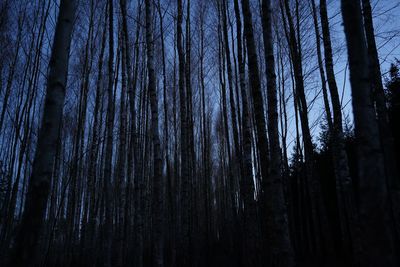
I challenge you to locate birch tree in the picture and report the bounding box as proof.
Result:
[9,0,77,265]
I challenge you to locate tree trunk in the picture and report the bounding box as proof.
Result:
[176,0,190,265]
[9,0,76,265]
[240,0,270,200]
[310,0,332,129]
[261,0,294,265]
[144,0,164,266]
[240,0,273,265]
[103,0,115,264]
[361,0,400,242]
[319,0,356,260]
[341,0,396,265]
[281,0,331,258]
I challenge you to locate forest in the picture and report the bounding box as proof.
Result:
[0,0,399,266]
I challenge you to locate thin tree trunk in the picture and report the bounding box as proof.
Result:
[222,0,241,187]
[0,13,24,133]
[310,0,332,129]
[319,0,356,260]
[177,0,190,265]
[281,0,329,258]
[145,0,164,266]
[103,0,115,264]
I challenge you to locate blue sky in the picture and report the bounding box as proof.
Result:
[282,0,400,153]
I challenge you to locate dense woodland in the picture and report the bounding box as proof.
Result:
[0,0,399,266]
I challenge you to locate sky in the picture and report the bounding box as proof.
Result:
[1,0,399,162]
[281,0,400,153]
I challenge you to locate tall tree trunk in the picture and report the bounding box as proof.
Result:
[341,0,397,266]
[240,0,275,264]
[221,0,241,187]
[86,7,107,259]
[184,2,198,260]
[103,0,115,264]
[310,0,332,129]
[240,0,269,201]
[144,0,164,266]
[9,0,76,265]
[157,0,170,238]
[199,4,210,264]
[0,13,24,133]
[261,0,294,265]
[361,0,400,241]
[115,25,128,264]
[177,0,190,265]
[217,16,236,258]
[319,0,356,260]
[281,0,329,258]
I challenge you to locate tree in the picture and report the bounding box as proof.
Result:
[385,62,400,168]
[341,0,397,265]
[0,0,397,266]
[9,0,77,265]
[241,0,270,195]
[176,0,190,265]
[281,0,328,258]
[260,0,294,265]
[361,0,400,238]
[144,0,164,266]
[319,0,355,258]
